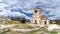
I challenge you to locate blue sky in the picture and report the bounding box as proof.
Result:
[0,0,60,20]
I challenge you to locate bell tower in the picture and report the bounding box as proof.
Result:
[33,8,41,25]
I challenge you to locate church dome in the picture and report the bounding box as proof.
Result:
[41,15,48,20]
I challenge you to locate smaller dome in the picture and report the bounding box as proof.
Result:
[41,15,48,20]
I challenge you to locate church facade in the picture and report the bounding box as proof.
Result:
[33,8,49,25]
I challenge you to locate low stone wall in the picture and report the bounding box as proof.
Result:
[11,28,40,33]
[0,28,10,34]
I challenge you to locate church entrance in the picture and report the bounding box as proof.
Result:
[44,21,47,24]
[44,21,48,28]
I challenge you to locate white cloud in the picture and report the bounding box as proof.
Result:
[0,0,60,20]
[0,0,30,19]
[43,7,60,20]
[0,9,23,17]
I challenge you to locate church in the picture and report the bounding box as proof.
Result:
[32,8,49,25]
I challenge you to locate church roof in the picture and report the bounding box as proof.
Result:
[41,15,48,20]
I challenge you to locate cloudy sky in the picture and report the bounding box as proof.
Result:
[0,0,60,20]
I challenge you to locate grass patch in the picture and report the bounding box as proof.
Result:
[4,31,20,34]
[13,24,33,29]
[45,30,57,34]
[30,30,57,34]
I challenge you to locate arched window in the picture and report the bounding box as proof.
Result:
[35,20,37,24]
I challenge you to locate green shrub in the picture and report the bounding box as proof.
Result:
[3,21,16,25]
